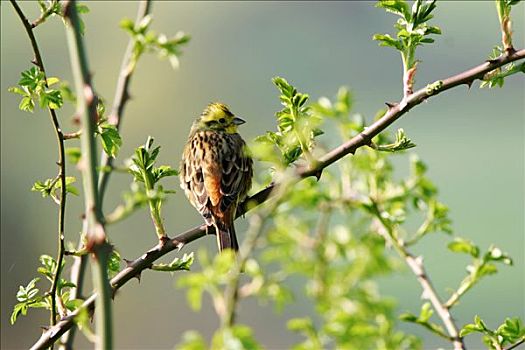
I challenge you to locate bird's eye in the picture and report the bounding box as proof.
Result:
[219,118,226,123]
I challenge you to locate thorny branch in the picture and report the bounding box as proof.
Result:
[9,0,68,332]
[61,1,152,348]
[62,1,112,349]
[30,48,525,350]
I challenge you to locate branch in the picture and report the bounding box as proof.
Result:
[61,2,152,348]
[370,202,465,350]
[9,0,68,332]
[98,0,153,200]
[30,48,525,350]
[62,1,112,349]
[504,337,525,350]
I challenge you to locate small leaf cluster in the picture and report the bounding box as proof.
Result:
[373,0,441,78]
[32,176,79,203]
[128,137,178,187]
[36,0,62,21]
[399,303,449,340]
[177,250,236,311]
[151,252,194,272]
[11,278,46,325]
[177,249,281,349]
[128,137,178,237]
[460,316,525,350]
[481,47,525,88]
[380,154,452,243]
[373,128,416,152]
[260,181,419,349]
[11,255,78,324]
[254,77,322,166]
[88,98,124,158]
[33,1,89,33]
[446,239,513,307]
[120,15,190,72]
[9,67,63,112]
[98,123,122,158]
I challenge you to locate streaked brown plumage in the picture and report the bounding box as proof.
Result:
[180,103,253,251]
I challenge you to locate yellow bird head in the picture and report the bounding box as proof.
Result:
[194,102,246,134]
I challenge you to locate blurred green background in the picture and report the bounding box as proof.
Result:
[1,1,523,349]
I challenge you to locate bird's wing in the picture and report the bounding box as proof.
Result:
[219,135,253,212]
[181,133,217,216]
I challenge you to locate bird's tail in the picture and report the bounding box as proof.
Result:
[215,222,239,252]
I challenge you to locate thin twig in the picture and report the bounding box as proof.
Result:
[62,1,113,349]
[30,47,525,350]
[504,337,525,350]
[9,0,68,333]
[98,0,153,199]
[370,201,465,350]
[63,130,81,139]
[31,0,58,28]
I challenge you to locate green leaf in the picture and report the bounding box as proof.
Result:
[16,278,40,302]
[19,96,35,112]
[288,317,315,332]
[107,250,121,278]
[99,124,122,158]
[152,165,179,183]
[376,0,411,19]
[66,147,81,164]
[498,318,525,342]
[373,33,403,50]
[46,77,60,86]
[19,67,44,89]
[64,298,84,312]
[119,18,135,33]
[477,263,498,277]
[10,303,26,324]
[460,323,480,337]
[8,86,27,96]
[32,178,54,198]
[76,3,90,14]
[419,302,433,322]
[399,312,418,322]
[475,315,489,331]
[373,128,416,152]
[56,176,79,196]
[151,252,194,272]
[447,238,479,258]
[74,303,97,343]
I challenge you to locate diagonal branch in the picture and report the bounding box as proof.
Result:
[30,48,525,350]
[9,0,68,332]
[370,201,464,350]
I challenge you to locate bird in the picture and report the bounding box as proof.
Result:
[180,103,253,252]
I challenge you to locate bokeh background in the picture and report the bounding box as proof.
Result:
[1,1,523,349]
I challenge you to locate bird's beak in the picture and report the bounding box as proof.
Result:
[233,117,246,125]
